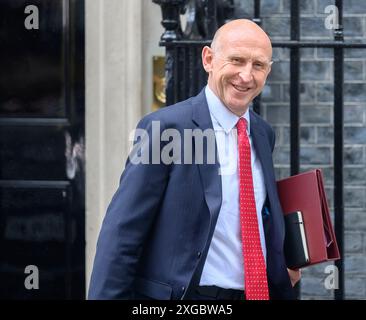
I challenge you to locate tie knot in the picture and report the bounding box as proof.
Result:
[237,118,248,134]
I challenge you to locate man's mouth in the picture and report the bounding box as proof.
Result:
[232,84,251,92]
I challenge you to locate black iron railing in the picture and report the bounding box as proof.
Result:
[152,0,363,300]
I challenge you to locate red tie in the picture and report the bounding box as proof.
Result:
[237,118,269,300]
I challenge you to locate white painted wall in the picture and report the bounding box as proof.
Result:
[142,0,165,115]
[85,0,164,296]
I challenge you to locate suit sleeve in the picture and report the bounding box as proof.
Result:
[88,117,170,299]
[269,125,276,153]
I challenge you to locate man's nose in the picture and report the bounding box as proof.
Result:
[238,64,253,82]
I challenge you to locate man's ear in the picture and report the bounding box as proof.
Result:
[267,60,273,76]
[202,46,213,72]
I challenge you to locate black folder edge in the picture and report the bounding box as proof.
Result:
[284,211,310,269]
[282,169,340,268]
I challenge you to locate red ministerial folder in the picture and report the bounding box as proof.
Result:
[277,169,340,268]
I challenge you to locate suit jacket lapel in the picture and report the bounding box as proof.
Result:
[191,90,222,224]
[249,112,277,243]
[250,111,286,254]
[183,89,223,295]
[250,111,276,201]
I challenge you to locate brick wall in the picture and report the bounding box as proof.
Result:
[234,0,366,299]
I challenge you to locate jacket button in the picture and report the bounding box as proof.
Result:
[197,251,202,258]
[181,286,186,292]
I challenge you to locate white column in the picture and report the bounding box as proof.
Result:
[85,0,142,294]
[141,0,165,114]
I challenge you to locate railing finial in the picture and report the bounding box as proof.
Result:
[153,0,187,41]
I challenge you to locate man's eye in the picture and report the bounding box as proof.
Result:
[231,58,241,63]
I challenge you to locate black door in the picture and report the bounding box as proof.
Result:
[0,0,85,299]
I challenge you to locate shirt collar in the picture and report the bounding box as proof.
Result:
[205,85,251,134]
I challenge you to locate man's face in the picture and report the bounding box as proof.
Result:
[202,36,272,116]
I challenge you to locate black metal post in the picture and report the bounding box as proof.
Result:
[334,0,344,301]
[290,0,301,299]
[204,0,218,39]
[253,0,261,25]
[153,0,187,105]
[290,0,300,176]
[253,0,261,115]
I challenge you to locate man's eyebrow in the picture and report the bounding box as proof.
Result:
[227,54,244,59]
[227,52,269,58]
[253,56,272,62]
[227,54,271,63]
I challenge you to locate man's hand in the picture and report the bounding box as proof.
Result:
[287,268,301,287]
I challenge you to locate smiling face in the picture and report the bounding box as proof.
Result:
[202,20,272,116]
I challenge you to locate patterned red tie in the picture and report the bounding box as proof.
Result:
[237,118,269,300]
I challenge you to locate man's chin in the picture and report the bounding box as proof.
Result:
[228,93,253,107]
[226,100,250,116]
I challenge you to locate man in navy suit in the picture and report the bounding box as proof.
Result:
[88,19,300,300]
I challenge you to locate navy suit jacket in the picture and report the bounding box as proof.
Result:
[88,89,295,300]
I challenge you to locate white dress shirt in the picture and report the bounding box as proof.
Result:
[199,85,267,290]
